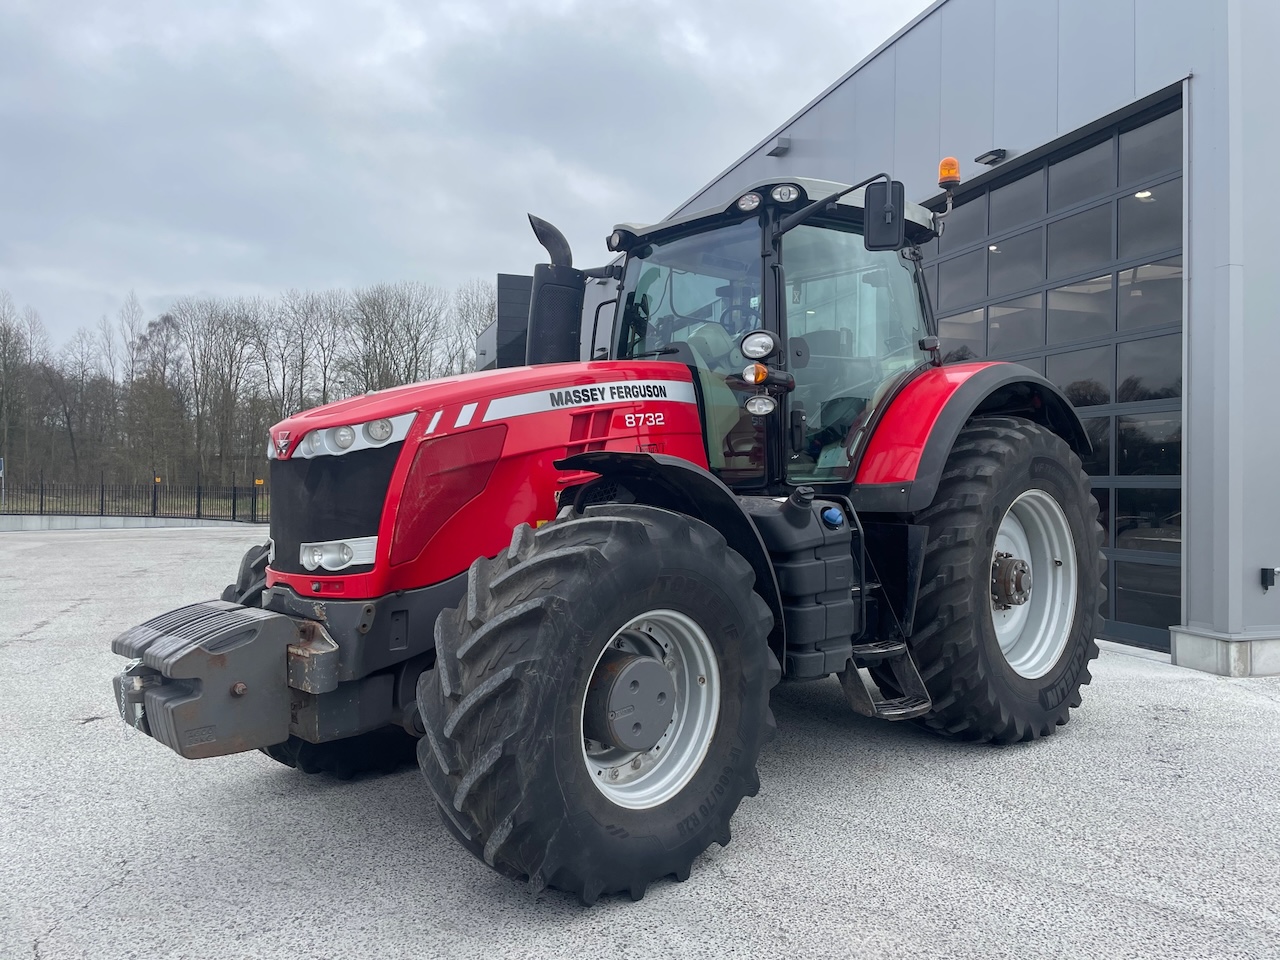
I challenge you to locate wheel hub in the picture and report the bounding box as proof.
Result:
[991,551,1033,609]
[582,640,677,753]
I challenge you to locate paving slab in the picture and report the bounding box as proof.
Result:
[1,528,1278,960]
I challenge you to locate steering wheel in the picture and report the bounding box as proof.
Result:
[720,303,760,336]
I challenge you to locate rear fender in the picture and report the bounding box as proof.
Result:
[853,362,1089,514]
[556,451,786,663]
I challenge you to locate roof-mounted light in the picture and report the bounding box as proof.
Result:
[938,157,961,190]
[607,229,637,253]
[736,192,762,212]
[770,184,801,203]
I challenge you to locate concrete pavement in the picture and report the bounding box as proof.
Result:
[1,528,1278,960]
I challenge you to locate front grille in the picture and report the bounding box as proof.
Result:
[269,443,403,574]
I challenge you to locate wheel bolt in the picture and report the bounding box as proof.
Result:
[608,768,620,780]
[631,758,642,770]
[663,658,675,669]
[697,676,706,686]
[230,682,247,697]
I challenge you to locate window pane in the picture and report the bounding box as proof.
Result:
[987,229,1043,298]
[1093,487,1112,548]
[923,265,938,311]
[990,168,1046,234]
[937,248,986,311]
[1049,140,1114,211]
[1116,489,1181,554]
[1117,413,1181,475]
[938,195,987,253]
[1119,256,1182,331]
[1115,561,1180,630]
[1048,275,1114,344]
[1081,417,1110,476]
[1119,178,1181,261]
[1047,345,1111,406]
[939,309,985,363]
[1048,205,1112,280]
[1120,109,1182,186]
[988,293,1043,354]
[1117,334,1181,401]
[919,236,939,260]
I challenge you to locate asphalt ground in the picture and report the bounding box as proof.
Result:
[2,527,1278,960]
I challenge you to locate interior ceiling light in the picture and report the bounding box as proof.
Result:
[1135,190,1155,203]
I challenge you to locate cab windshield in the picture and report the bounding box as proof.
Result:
[614,216,930,488]
[614,219,765,484]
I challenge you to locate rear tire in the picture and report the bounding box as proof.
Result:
[874,417,1104,743]
[417,505,779,904]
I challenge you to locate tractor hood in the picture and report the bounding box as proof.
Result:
[267,360,697,461]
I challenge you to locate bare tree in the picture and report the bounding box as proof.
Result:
[444,278,496,374]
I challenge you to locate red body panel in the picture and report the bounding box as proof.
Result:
[267,361,708,599]
[854,362,1000,484]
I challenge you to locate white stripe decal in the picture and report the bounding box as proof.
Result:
[455,402,478,428]
[425,411,443,434]
[482,379,697,423]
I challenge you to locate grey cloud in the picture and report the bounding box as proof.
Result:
[0,0,930,342]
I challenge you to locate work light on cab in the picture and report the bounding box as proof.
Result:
[770,184,801,203]
[736,192,762,212]
[740,330,780,360]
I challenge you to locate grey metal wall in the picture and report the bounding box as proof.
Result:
[675,0,1212,217]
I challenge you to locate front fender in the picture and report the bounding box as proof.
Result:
[555,451,786,664]
[853,361,1090,514]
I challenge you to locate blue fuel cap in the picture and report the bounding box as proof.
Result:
[821,506,844,529]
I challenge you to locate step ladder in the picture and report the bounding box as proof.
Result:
[838,639,932,720]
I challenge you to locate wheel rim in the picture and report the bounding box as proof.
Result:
[990,489,1078,680]
[581,609,720,810]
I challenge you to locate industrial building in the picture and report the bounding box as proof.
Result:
[485,0,1280,675]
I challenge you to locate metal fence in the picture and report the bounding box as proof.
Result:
[0,475,270,523]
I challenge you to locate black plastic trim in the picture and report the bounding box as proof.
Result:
[556,451,787,665]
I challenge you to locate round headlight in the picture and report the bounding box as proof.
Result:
[332,425,356,449]
[740,330,779,360]
[770,184,801,203]
[736,192,762,212]
[303,546,324,571]
[745,395,777,416]
[364,418,393,443]
[338,543,353,565]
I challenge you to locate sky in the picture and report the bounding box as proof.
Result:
[1,0,933,345]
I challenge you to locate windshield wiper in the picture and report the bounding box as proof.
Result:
[631,347,679,358]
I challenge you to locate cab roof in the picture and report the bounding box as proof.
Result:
[614,177,937,242]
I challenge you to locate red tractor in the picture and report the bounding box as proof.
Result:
[112,167,1104,904]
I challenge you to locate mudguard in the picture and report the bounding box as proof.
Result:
[852,361,1090,514]
[556,451,786,662]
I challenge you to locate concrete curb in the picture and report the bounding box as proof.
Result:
[0,515,263,532]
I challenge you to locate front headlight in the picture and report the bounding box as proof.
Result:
[292,412,417,460]
[299,536,377,572]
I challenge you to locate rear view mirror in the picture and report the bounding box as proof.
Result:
[863,180,907,251]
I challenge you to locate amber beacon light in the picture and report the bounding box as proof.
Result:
[938,157,961,190]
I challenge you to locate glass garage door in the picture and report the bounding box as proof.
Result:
[921,101,1183,651]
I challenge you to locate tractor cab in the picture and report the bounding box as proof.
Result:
[606,178,939,491]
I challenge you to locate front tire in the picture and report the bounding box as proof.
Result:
[878,416,1104,743]
[417,505,779,904]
